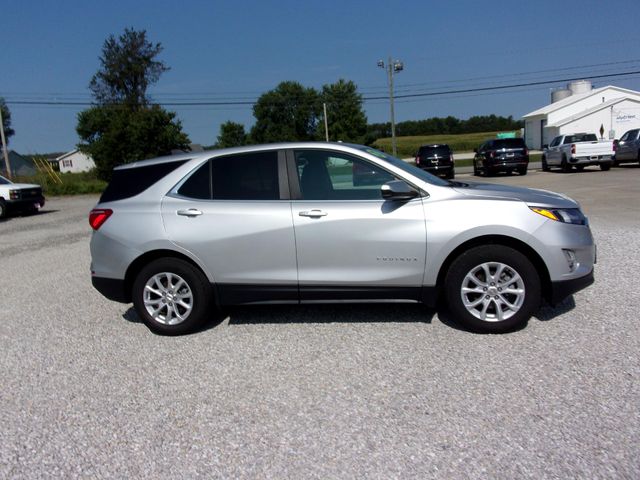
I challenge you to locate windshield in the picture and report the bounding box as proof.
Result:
[0,175,12,185]
[419,146,450,156]
[352,145,450,186]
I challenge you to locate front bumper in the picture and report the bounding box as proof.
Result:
[548,269,594,305]
[6,196,45,212]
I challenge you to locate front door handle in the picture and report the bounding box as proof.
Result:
[177,208,203,217]
[299,209,328,218]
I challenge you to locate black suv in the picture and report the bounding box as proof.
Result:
[415,144,454,179]
[474,138,529,176]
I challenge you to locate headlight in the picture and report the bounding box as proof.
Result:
[530,207,587,225]
[9,189,20,200]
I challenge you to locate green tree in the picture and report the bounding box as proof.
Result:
[0,98,15,143]
[216,121,248,148]
[77,28,189,180]
[89,28,169,107]
[251,81,320,143]
[317,79,367,143]
[77,106,189,180]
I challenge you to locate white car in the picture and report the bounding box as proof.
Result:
[0,175,45,218]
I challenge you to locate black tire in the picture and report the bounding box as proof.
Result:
[473,162,479,176]
[561,156,571,173]
[446,171,455,180]
[541,156,549,172]
[600,162,611,171]
[575,165,585,172]
[132,257,213,335]
[0,199,6,219]
[518,166,528,175]
[444,245,541,333]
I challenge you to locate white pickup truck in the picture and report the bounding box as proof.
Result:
[0,174,45,218]
[542,133,613,172]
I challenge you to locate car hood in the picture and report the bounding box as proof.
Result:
[5,182,42,189]
[451,181,578,208]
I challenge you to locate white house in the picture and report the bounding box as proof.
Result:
[523,81,640,149]
[55,149,96,173]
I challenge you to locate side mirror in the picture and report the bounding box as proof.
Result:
[473,148,478,153]
[543,144,548,149]
[381,180,419,200]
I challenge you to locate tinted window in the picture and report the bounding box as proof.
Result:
[550,137,561,147]
[212,151,279,200]
[491,139,526,149]
[564,134,597,143]
[295,150,396,200]
[620,132,630,141]
[0,175,11,185]
[100,160,188,203]
[178,160,211,199]
[419,145,450,156]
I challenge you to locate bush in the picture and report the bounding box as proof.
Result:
[13,170,107,196]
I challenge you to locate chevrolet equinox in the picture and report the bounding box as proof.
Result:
[90,143,595,335]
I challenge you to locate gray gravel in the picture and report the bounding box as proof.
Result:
[1,168,639,479]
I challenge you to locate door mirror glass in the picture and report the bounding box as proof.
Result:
[381,180,419,200]
[543,144,548,149]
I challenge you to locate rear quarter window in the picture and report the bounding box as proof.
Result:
[100,160,188,203]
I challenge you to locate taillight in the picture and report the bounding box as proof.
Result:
[415,156,420,165]
[89,209,113,230]
[449,154,454,162]
[489,151,495,159]
[523,148,528,156]
[613,140,618,152]
[571,144,576,155]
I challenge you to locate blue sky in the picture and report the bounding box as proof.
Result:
[3,0,640,153]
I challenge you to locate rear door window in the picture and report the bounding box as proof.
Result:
[177,161,211,199]
[212,151,280,200]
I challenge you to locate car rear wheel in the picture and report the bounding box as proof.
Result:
[600,163,611,171]
[517,166,527,175]
[444,245,541,333]
[132,258,213,335]
[575,165,585,172]
[561,156,571,173]
[0,199,6,219]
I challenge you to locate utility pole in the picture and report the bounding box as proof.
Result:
[0,105,11,179]
[323,102,329,142]
[378,57,404,157]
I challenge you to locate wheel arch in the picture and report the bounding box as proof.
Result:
[124,249,217,305]
[435,235,552,303]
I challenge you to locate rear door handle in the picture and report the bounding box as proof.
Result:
[177,208,203,217]
[299,209,328,218]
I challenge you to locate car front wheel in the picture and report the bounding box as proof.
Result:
[132,258,213,335]
[445,245,541,333]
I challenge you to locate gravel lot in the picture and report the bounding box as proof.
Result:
[1,166,639,479]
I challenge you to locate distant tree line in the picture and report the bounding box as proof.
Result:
[366,115,524,140]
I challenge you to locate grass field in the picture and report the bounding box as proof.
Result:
[372,131,516,158]
[14,171,107,196]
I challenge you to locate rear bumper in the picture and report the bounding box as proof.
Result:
[92,276,129,303]
[419,165,454,176]
[548,269,594,305]
[571,155,612,165]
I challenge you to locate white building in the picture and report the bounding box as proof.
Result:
[523,81,640,149]
[55,150,96,173]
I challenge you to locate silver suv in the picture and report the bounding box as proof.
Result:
[89,143,595,335]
